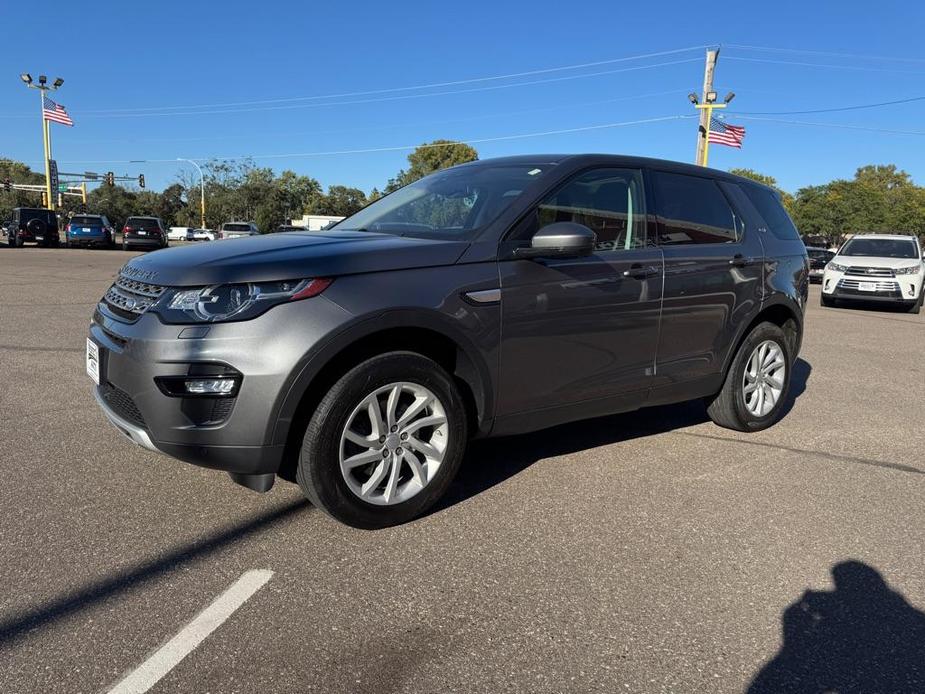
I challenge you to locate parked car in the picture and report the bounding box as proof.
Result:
[821,234,923,313]
[217,222,259,240]
[122,216,168,251]
[168,226,195,242]
[190,228,215,241]
[274,225,307,233]
[65,214,115,249]
[5,207,59,248]
[88,154,807,528]
[805,246,835,283]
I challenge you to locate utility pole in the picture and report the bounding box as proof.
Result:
[694,48,719,167]
[177,158,207,229]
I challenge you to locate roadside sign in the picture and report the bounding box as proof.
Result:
[48,159,59,197]
[58,183,68,192]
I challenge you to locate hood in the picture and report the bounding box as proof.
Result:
[120,231,470,286]
[833,254,922,270]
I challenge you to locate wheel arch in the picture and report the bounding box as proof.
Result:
[272,311,494,482]
[722,297,803,377]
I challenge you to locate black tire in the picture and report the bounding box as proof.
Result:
[296,352,468,529]
[706,322,793,433]
[122,239,129,251]
[12,233,23,248]
[820,293,836,307]
[907,296,922,315]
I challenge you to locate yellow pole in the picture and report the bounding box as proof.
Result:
[701,105,712,167]
[40,89,53,210]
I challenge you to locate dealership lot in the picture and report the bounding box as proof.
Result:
[1,248,924,693]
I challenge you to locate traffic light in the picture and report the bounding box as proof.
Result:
[57,193,64,207]
[106,171,115,186]
[81,183,87,205]
[138,174,145,189]
[41,191,47,207]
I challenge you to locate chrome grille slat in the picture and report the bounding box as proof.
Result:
[102,272,168,319]
[837,279,898,292]
[845,266,895,278]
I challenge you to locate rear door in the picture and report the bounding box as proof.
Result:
[650,170,764,383]
[497,167,663,415]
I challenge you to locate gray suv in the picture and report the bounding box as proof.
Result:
[88,155,808,528]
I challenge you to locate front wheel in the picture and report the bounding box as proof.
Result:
[296,352,468,528]
[706,322,793,432]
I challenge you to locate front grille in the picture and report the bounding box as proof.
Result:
[845,266,895,278]
[99,382,147,428]
[103,273,168,321]
[837,278,900,295]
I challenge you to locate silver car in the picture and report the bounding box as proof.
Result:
[218,222,259,240]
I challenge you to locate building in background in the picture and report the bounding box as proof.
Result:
[289,214,345,231]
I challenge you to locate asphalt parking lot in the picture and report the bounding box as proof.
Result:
[1,247,924,693]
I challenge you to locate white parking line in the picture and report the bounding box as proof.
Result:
[107,569,274,694]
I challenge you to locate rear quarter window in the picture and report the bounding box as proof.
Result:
[741,184,800,241]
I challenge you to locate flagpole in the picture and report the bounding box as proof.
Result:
[40,90,53,210]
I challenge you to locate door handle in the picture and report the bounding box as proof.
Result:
[729,254,760,267]
[623,263,657,279]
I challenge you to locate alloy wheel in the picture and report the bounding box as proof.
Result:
[742,340,786,417]
[339,382,448,506]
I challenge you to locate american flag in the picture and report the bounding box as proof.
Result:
[708,117,744,148]
[43,94,73,126]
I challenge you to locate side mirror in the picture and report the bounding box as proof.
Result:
[515,222,595,259]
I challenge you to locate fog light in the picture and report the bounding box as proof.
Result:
[184,378,237,395]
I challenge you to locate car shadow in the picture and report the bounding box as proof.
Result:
[748,560,925,692]
[437,358,811,513]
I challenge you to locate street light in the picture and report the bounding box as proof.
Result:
[177,158,207,231]
[20,71,65,211]
[687,92,699,105]
[724,91,736,104]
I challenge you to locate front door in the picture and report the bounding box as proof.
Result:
[497,167,663,416]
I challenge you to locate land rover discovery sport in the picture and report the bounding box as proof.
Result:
[88,155,808,528]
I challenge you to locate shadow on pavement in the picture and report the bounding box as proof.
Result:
[749,561,925,693]
[438,358,811,512]
[0,499,309,646]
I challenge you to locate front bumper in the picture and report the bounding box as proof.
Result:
[822,271,922,303]
[89,295,351,478]
[68,232,109,246]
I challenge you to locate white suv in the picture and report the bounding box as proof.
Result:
[821,234,923,314]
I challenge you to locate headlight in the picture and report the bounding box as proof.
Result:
[156,278,332,323]
[895,265,922,275]
[826,261,847,272]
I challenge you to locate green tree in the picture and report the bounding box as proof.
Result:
[386,140,478,192]
[309,185,368,216]
[729,168,794,211]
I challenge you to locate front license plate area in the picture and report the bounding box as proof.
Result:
[859,281,877,292]
[86,338,100,385]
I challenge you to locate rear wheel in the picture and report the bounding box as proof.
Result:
[907,295,922,315]
[296,352,468,528]
[706,322,792,432]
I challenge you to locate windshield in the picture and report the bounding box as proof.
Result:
[71,216,103,226]
[332,164,551,239]
[127,217,161,229]
[223,223,252,232]
[808,249,834,261]
[840,237,918,259]
[20,209,55,224]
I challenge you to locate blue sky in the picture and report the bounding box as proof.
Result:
[2,0,924,195]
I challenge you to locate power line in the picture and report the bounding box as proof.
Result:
[9,58,701,120]
[725,44,925,65]
[75,46,708,114]
[736,115,925,136]
[62,88,691,145]
[723,56,925,75]
[729,94,925,116]
[48,114,695,165]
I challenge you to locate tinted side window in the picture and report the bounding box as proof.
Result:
[536,168,648,251]
[741,183,800,241]
[652,171,738,245]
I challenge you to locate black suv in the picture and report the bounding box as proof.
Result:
[89,155,808,528]
[5,207,59,247]
[121,216,168,251]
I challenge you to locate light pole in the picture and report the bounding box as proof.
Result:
[177,158,206,230]
[689,90,735,167]
[20,73,64,210]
